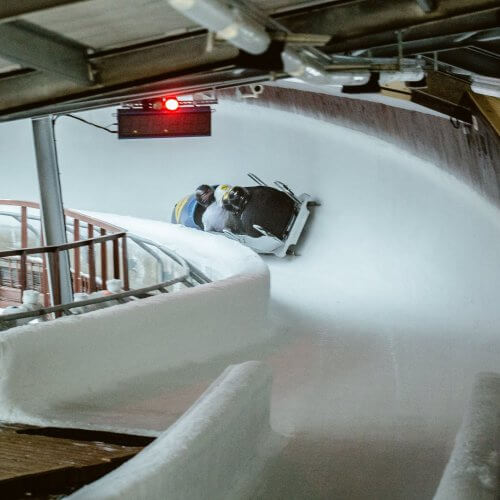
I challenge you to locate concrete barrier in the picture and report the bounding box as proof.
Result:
[0,225,270,427]
[434,372,500,500]
[69,361,275,500]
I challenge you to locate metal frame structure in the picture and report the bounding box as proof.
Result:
[32,116,74,305]
[0,21,93,84]
[0,0,497,121]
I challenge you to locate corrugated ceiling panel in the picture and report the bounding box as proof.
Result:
[22,0,314,50]
[24,0,197,50]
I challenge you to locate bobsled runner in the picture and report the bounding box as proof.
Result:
[171,173,317,257]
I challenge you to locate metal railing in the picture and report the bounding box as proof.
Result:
[0,232,128,312]
[0,200,129,307]
[0,201,210,326]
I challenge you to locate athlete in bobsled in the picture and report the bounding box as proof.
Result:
[171,174,315,257]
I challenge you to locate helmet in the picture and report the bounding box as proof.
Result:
[195,184,215,207]
[214,184,232,205]
[222,186,251,214]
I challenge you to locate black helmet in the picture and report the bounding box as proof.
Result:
[195,184,215,207]
[222,186,251,214]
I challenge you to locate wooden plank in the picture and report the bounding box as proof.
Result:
[0,425,151,498]
[468,91,500,136]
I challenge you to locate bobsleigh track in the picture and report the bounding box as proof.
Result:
[0,87,500,499]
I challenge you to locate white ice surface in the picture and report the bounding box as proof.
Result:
[1,97,500,498]
[0,221,270,434]
[434,372,500,500]
[69,361,280,500]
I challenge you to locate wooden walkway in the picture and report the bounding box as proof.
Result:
[0,424,154,498]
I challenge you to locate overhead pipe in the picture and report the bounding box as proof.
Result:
[167,0,271,55]
[282,48,426,87]
[281,48,370,86]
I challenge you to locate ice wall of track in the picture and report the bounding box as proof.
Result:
[434,372,500,500]
[0,229,269,430]
[1,90,500,497]
[69,361,276,500]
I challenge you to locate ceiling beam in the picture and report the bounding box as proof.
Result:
[0,0,499,120]
[321,7,500,54]
[276,0,500,40]
[0,1,90,23]
[355,27,500,58]
[0,33,241,120]
[0,20,93,84]
[436,48,500,78]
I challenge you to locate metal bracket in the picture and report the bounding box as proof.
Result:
[236,83,265,99]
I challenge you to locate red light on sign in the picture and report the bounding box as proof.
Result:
[165,98,179,111]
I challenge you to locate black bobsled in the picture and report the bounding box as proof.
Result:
[171,173,316,257]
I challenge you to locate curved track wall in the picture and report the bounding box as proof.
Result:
[231,87,500,205]
[0,223,269,433]
[1,89,499,498]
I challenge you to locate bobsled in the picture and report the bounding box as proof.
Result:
[171,173,316,257]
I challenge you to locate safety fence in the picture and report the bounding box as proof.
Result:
[0,200,129,308]
[0,200,210,325]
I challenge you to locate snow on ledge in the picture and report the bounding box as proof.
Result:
[434,372,500,500]
[0,216,270,429]
[84,211,267,281]
[69,361,279,500]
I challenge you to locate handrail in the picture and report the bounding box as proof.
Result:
[0,210,211,285]
[0,199,124,234]
[0,203,211,326]
[0,275,192,323]
[0,201,130,306]
[128,234,211,285]
[0,234,201,323]
[0,233,126,257]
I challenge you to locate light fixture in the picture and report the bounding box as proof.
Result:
[165,97,180,111]
[281,48,371,86]
[168,0,271,55]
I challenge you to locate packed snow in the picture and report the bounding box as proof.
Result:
[434,372,500,500]
[0,221,270,434]
[69,361,281,500]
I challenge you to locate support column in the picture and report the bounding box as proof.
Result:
[32,115,73,305]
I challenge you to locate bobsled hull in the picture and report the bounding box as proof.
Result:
[172,177,315,257]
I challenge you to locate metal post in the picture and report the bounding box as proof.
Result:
[32,115,73,305]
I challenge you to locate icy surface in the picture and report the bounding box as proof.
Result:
[0,223,270,434]
[434,372,500,500]
[1,99,500,498]
[69,361,280,500]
